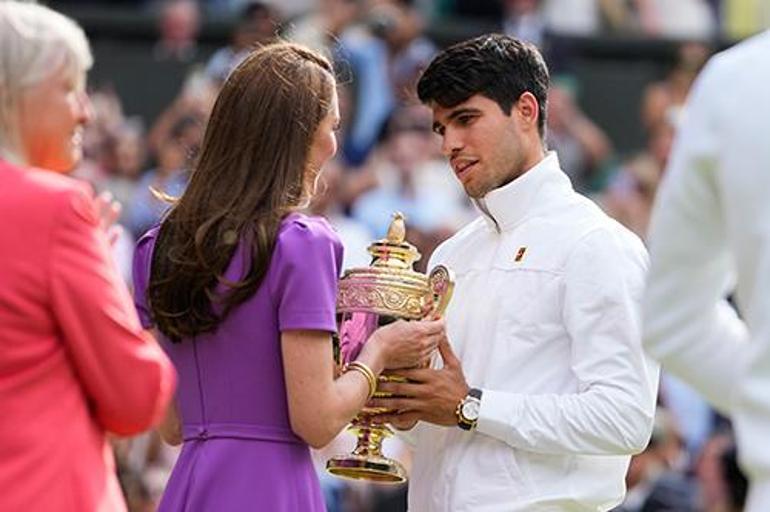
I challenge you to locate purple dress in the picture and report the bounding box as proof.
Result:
[132,213,342,511]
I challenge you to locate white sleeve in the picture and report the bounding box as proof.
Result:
[642,61,749,414]
[390,244,451,448]
[477,228,659,455]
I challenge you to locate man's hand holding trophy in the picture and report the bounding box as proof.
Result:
[326,212,455,483]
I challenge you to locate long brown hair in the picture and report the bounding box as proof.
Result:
[148,42,335,342]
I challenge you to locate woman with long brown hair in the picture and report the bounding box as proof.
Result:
[132,42,444,511]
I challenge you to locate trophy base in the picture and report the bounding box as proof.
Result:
[326,454,407,484]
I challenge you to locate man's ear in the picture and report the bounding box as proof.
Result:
[515,92,540,133]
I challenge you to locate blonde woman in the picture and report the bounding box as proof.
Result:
[0,3,176,511]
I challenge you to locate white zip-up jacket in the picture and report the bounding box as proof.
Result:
[408,152,659,511]
[643,30,770,512]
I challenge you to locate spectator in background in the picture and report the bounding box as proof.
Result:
[351,106,472,253]
[154,0,201,62]
[126,116,193,239]
[307,159,375,270]
[643,30,770,512]
[635,0,716,39]
[502,0,546,48]
[542,0,603,37]
[114,430,180,511]
[70,85,146,213]
[204,1,280,85]
[101,119,148,220]
[73,86,127,186]
[0,3,176,511]
[290,0,437,166]
[601,112,675,238]
[67,88,148,285]
[147,66,213,160]
[99,121,150,284]
[367,0,437,101]
[545,78,612,193]
[641,41,711,132]
[696,432,748,512]
[287,0,363,55]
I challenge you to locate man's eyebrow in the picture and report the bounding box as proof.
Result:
[446,107,481,121]
[433,107,482,132]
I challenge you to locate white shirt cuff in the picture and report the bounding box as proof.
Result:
[476,388,521,444]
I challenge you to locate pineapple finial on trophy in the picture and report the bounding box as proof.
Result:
[368,212,420,271]
[386,212,406,244]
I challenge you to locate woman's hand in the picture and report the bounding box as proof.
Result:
[363,318,445,370]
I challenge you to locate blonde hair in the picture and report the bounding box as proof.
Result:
[0,1,93,162]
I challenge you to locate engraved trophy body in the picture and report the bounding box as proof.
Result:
[326,213,454,483]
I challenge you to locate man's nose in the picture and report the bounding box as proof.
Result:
[441,128,462,157]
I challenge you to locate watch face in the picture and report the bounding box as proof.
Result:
[462,399,480,420]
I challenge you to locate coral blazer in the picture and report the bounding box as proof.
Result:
[0,160,176,511]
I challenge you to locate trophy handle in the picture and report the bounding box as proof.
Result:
[427,265,455,318]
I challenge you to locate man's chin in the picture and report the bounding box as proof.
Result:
[464,185,486,199]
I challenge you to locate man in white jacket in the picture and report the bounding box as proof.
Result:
[372,34,659,511]
[642,30,770,512]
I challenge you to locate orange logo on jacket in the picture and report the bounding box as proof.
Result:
[514,247,527,262]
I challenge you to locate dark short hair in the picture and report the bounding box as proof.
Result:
[417,34,550,137]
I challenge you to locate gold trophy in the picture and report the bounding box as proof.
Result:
[326,212,454,483]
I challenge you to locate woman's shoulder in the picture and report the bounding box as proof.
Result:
[4,161,92,210]
[134,224,160,259]
[136,223,161,243]
[277,212,342,250]
[132,225,161,287]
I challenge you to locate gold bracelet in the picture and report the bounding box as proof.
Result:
[346,361,378,400]
[346,365,376,401]
[347,361,377,399]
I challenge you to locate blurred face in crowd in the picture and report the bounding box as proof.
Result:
[157,138,187,175]
[17,65,92,172]
[649,119,675,169]
[387,128,432,177]
[546,84,575,133]
[160,0,200,45]
[322,0,361,35]
[369,3,421,50]
[430,93,542,198]
[113,129,146,179]
[235,6,277,49]
[306,87,341,193]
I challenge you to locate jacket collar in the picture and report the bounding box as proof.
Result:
[475,151,572,232]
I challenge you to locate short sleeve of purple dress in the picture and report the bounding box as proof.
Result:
[132,213,343,512]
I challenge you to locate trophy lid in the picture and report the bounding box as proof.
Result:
[337,212,428,319]
[367,212,421,270]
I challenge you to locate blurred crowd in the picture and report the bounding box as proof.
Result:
[61,0,768,510]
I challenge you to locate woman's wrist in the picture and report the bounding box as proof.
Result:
[345,361,377,400]
[357,336,386,376]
